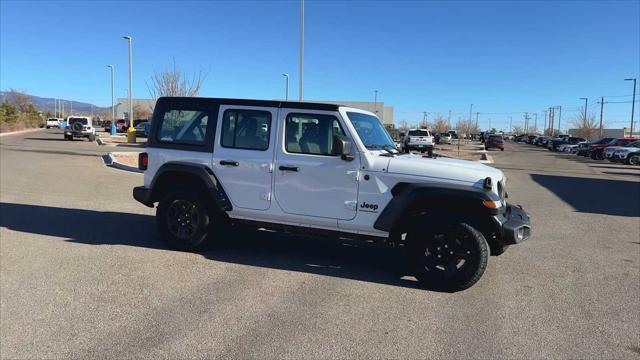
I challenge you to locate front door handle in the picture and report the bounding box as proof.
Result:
[279,165,299,172]
[220,160,239,166]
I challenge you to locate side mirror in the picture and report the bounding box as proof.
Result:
[332,135,354,161]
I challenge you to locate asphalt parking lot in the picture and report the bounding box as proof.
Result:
[1,129,639,359]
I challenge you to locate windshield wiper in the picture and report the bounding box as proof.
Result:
[366,144,396,154]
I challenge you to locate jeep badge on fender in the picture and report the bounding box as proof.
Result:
[133,97,531,292]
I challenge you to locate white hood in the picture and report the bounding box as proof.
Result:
[382,154,504,185]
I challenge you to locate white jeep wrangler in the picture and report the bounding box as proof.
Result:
[133,97,531,291]
[64,116,96,141]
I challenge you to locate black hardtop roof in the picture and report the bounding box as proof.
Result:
[157,96,342,112]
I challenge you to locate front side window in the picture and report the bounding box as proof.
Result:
[157,110,209,145]
[285,113,344,155]
[347,112,395,151]
[221,109,271,150]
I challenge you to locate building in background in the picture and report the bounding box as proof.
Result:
[115,98,393,124]
[115,98,156,120]
[568,127,640,139]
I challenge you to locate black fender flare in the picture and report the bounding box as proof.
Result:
[146,162,232,212]
[373,182,502,233]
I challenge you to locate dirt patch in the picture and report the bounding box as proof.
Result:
[112,152,139,168]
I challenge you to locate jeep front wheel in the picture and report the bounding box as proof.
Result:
[407,222,489,292]
[157,190,212,252]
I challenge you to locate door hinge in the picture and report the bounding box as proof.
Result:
[344,200,357,210]
[346,170,360,181]
[261,163,274,173]
[260,192,271,201]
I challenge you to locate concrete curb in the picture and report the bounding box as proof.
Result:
[0,128,44,137]
[479,154,494,164]
[105,152,143,173]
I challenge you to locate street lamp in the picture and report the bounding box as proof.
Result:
[107,65,116,135]
[282,73,289,101]
[625,78,636,136]
[373,90,378,115]
[299,0,304,101]
[123,35,135,143]
[579,98,588,129]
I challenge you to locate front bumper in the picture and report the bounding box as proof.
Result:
[493,204,531,245]
[133,186,154,207]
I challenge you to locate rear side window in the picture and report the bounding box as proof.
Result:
[157,110,209,145]
[220,109,272,150]
[285,113,344,155]
[408,130,430,136]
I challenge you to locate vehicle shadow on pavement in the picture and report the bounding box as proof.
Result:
[530,174,640,217]
[0,202,422,290]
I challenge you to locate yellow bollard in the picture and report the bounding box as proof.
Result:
[127,126,136,143]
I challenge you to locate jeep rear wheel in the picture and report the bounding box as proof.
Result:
[157,189,212,252]
[407,222,489,292]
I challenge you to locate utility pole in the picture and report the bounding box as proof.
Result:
[533,113,537,133]
[374,90,378,115]
[598,96,605,138]
[469,104,473,122]
[524,112,528,134]
[549,107,554,135]
[543,110,547,135]
[448,110,451,128]
[475,112,479,129]
[282,73,289,101]
[556,105,563,134]
[299,0,304,101]
[625,78,636,136]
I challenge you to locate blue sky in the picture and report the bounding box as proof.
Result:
[1,0,638,131]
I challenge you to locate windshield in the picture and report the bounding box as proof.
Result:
[346,112,396,151]
[68,117,88,125]
[408,130,430,136]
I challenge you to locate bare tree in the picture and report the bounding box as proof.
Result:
[418,119,429,129]
[8,89,32,112]
[133,103,152,119]
[570,107,599,140]
[146,59,207,100]
[396,119,409,133]
[432,116,448,133]
[455,119,478,139]
[512,125,524,135]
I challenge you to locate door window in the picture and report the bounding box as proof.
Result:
[157,110,209,145]
[285,113,344,155]
[221,109,271,150]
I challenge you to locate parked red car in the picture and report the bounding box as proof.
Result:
[589,138,638,160]
[485,134,505,151]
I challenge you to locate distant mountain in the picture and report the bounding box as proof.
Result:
[0,91,108,116]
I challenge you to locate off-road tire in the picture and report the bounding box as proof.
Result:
[157,189,213,252]
[407,221,489,292]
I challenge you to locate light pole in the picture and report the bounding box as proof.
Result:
[533,113,537,133]
[282,73,289,101]
[299,0,304,101]
[556,105,562,134]
[123,35,135,143]
[579,98,588,131]
[373,90,378,115]
[469,103,473,123]
[107,65,116,135]
[625,78,636,136]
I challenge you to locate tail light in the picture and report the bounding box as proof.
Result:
[138,152,148,170]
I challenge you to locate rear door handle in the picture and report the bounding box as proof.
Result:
[220,160,239,166]
[279,165,299,172]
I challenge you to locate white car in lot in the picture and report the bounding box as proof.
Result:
[613,140,640,164]
[439,132,453,144]
[402,129,435,155]
[45,118,61,129]
[560,141,586,153]
[64,116,96,141]
[132,97,531,292]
